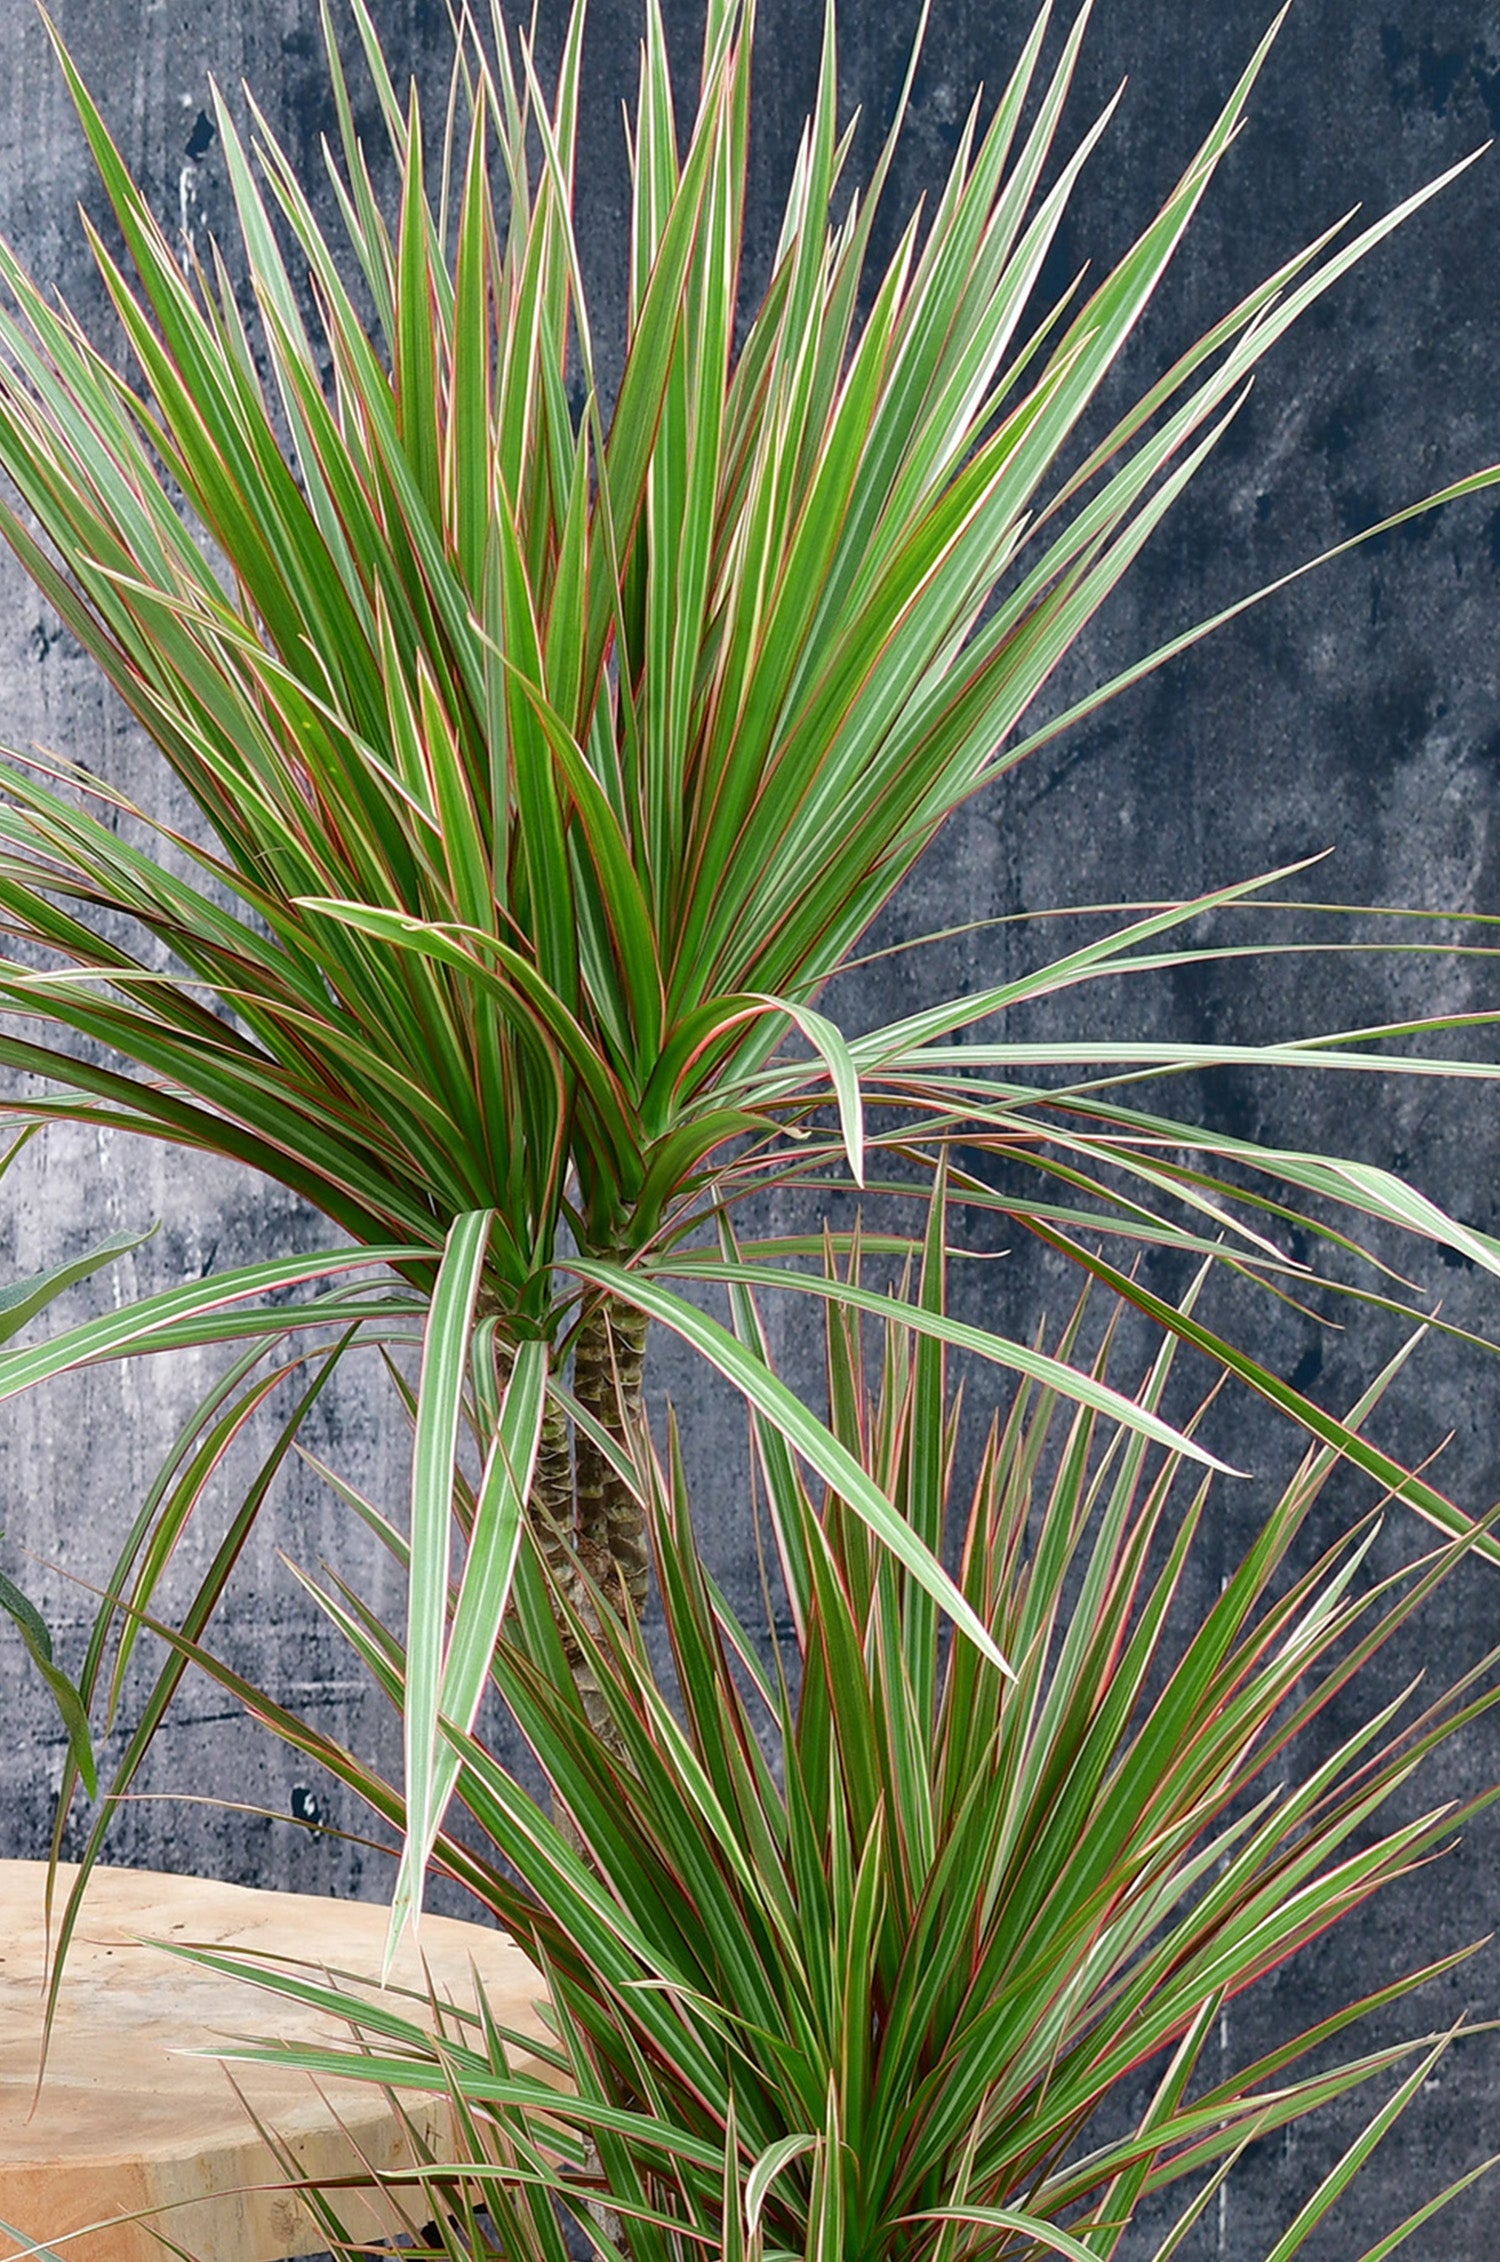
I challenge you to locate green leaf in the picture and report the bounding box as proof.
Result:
[1348,2152,1500,2262]
[1262,2028,1459,2262]
[432,1340,547,1828]
[0,2217,71,2262]
[759,995,865,1187]
[745,2133,819,2241]
[0,1246,423,1405]
[566,1257,1012,1676]
[0,1224,150,1346]
[389,1208,494,1956]
[0,1553,96,1797]
[1026,1219,1500,1566]
[916,2207,1113,2262]
[651,1257,1237,1475]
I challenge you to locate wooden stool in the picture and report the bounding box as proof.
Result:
[0,1861,551,2262]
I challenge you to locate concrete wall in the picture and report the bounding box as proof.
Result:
[1,0,1499,2250]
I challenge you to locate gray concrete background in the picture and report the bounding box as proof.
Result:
[1,0,1500,2251]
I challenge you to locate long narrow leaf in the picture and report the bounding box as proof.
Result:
[390,1208,494,1955]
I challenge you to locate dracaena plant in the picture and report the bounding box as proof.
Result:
[161,1247,1500,2262]
[2,0,1500,1943]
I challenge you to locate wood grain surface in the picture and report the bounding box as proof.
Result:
[0,1861,550,2262]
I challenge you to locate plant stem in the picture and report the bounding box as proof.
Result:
[495,1345,613,1743]
[529,1386,578,1604]
[573,1292,650,1619]
[502,1314,647,1750]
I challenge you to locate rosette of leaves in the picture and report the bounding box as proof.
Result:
[0,0,1497,1947]
[164,1236,1500,2261]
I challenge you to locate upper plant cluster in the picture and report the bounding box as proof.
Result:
[0,0,1491,1304]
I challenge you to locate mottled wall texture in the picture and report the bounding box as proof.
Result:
[1,0,1499,2251]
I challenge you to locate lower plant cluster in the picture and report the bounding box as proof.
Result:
[188,1253,1500,2262]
